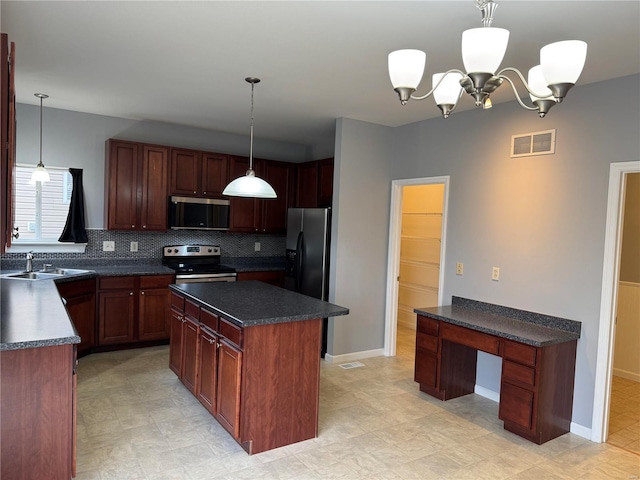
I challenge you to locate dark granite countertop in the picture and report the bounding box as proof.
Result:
[171,281,348,327]
[1,279,81,351]
[415,297,581,347]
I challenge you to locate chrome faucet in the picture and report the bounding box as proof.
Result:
[26,251,34,273]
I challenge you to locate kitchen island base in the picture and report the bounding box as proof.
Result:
[169,282,348,455]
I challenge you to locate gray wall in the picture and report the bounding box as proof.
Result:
[330,74,640,430]
[15,104,312,229]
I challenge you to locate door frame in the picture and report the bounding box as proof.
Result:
[591,160,640,442]
[384,176,450,356]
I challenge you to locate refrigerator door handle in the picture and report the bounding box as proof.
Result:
[295,231,304,292]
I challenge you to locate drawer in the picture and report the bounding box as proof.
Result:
[502,340,537,367]
[56,277,95,297]
[185,299,200,320]
[416,332,438,353]
[99,276,135,290]
[440,322,500,355]
[417,316,439,336]
[499,382,535,431]
[415,349,438,388]
[219,317,242,348]
[503,360,536,387]
[200,309,219,333]
[170,291,185,311]
[140,274,174,289]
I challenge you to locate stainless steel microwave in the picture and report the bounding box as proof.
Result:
[168,196,230,231]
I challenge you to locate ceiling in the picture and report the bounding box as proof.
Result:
[2,1,639,150]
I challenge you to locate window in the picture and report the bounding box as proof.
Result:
[9,165,85,251]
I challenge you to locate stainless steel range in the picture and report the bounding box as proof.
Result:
[162,245,236,284]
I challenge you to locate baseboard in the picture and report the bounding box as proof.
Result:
[571,422,592,440]
[613,368,640,383]
[324,348,384,364]
[474,385,500,402]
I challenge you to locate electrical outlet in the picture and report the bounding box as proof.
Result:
[254,242,261,252]
[130,241,138,252]
[103,241,115,252]
[456,262,464,275]
[492,267,500,281]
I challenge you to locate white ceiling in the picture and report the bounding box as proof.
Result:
[2,1,639,149]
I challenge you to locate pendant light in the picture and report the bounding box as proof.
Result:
[30,93,50,183]
[222,77,277,199]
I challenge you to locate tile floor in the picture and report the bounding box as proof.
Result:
[75,326,640,479]
[607,375,640,456]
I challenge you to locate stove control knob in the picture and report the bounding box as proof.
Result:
[208,248,212,253]
[173,249,179,253]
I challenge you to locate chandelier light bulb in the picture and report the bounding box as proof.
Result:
[461,27,510,74]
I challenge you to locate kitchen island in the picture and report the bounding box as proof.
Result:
[169,281,349,454]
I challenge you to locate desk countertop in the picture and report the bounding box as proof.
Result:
[415,297,581,347]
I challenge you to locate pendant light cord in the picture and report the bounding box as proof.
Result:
[249,81,255,171]
[39,95,43,168]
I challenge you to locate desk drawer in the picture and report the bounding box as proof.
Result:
[200,309,218,333]
[503,360,536,387]
[440,323,499,355]
[417,316,439,336]
[219,317,243,349]
[416,332,438,353]
[503,340,537,367]
[170,292,184,311]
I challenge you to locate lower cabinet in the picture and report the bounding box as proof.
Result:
[216,340,242,438]
[98,274,173,347]
[1,344,76,479]
[56,278,96,357]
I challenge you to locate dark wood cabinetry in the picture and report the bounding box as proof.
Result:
[56,278,96,357]
[294,158,334,208]
[236,270,285,287]
[414,314,577,444]
[1,344,76,479]
[98,275,173,347]
[216,339,242,437]
[106,140,169,231]
[1,34,16,253]
[228,156,292,233]
[170,149,229,197]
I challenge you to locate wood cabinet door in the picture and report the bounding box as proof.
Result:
[261,160,290,233]
[169,308,184,376]
[197,328,218,415]
[138,287,170,341]
[216,340,242,438]
[499,381,535,431]
[181,316,200,395]
[228,156,258,232]
[140,144,168,231]
[1,36,16,253]
[317,158,334,207]
[295,161,318,208]
[414,349,438,389]
[98,290,135,345]
[202,152,229,197]
[64,293,96,356]
[170,148,200,196]
[107,140,139,230]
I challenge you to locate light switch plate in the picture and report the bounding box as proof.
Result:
[103,241,115,252]
[254,242,261,252]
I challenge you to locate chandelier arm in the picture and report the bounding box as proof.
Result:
[410,69,466,101]
[498,75,539,111]
[497,67,552,100]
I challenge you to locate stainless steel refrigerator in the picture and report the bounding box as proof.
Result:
[285,208,331,355]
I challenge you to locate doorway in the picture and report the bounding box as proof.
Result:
[592,161,640,444]
[384,176,449,357]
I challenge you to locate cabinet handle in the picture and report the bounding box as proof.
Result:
[203,191,207,195]
[131,224,135,228]
[193,191,197,194]
[208,338,215,345]
[130,292,134,296]
[143,225,146,229]
[141,291,145,295]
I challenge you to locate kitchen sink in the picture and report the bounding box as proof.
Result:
[1,268,92,280]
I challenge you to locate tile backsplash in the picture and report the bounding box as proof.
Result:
[1,229,286,265]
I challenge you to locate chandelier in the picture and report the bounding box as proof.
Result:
[388,0,587,118]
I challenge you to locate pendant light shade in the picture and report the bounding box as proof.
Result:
[528,65,554,102]
[222,77,277,199]
[540,40,587,86]
[432,72,464,106]
[388,49,426,90]
[30,93,50,184]
[461,27,510,74]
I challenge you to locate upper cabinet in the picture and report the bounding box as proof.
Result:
[169,149,229,198]
[105,139,168,231]
[227,156,292,234]
[294,158,334,208]
[1,34,16,253]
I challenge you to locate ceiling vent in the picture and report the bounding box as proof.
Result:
[511,129,556,158]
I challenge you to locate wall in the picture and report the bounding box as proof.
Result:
[331,74,640,431]
[620,173,640,283]
[328,117,392,357]
[14,103,312,229]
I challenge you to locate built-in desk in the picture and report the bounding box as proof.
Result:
[414,297,581,445]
